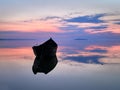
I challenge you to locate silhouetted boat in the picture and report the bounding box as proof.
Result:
[32,38,58,74]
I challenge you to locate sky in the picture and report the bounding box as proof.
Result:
[0,1,120,89]
[0,0,120,39]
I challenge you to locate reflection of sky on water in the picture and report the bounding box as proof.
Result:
[0,39,120,64]
[57,39,120,64]
[0,39,120,90]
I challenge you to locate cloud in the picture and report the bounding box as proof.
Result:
[39,16,62,21]
[64,55,105,64]
[59,25,84,32]
[60,13,120,35]
[65,14,106,23]
[87,25,108,30]
[0,13,120,36]
[89,49,107,53]
[59,22,109,36]
[0,18,63,32]
[85,23,120,34]
[114,22,120,25]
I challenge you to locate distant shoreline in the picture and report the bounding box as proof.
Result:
[74,38,88,40]
[0,39,35,41]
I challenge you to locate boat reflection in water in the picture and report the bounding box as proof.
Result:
[32,38,58,74]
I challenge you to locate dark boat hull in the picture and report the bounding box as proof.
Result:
[32,38,58,74]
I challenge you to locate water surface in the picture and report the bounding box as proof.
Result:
[0,39,120,90]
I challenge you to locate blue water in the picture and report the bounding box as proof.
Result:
[0,39,120,90]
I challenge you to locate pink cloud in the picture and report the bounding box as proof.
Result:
[85,23,120,34]
[0,19,63,33]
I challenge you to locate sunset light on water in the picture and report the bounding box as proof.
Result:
[0,0,120,90]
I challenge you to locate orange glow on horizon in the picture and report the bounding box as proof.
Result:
[0,17,120,34]
[0,20,63,33]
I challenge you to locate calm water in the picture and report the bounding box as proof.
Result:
[0,39,120,90]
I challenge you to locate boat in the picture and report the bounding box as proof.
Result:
[32,38,58,74]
